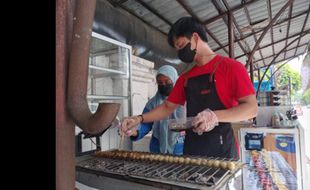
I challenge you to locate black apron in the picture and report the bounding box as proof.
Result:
[183,58,238,159]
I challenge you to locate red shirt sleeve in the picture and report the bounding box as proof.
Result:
[231,60,256,99]
[167,75,186,105]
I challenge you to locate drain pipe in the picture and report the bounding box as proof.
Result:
[67,0,120,134]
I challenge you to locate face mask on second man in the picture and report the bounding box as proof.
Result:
[158,83,173,96]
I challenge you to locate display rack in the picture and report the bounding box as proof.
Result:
[75,32,132,154]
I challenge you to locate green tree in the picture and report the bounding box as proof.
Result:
[300,44,310,105]
[276,64,301,95]
[254,68,272,83]
[302,88,310,105]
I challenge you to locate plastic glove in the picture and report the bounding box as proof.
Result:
[121,115,142,137]
[192,108,219,135]
[117,125,138,137]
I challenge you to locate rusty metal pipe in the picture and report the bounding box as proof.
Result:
[67,0,120,134]
[56,0,76,189]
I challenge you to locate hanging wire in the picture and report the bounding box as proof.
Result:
[89,137,101,149]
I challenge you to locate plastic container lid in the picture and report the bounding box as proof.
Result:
[168,117,194,131]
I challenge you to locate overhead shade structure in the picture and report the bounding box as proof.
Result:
[99,0,309,74]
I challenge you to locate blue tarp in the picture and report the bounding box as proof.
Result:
[254,81,272,92]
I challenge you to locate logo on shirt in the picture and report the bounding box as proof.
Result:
[200,89,211,95]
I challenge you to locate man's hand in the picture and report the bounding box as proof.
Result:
[192,109,219,135]
[121,115,142,136]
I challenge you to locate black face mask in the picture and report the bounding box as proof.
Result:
[178,42,196,63]
[158,84,173,96]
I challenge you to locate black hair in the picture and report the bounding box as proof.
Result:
[168,16,208,47]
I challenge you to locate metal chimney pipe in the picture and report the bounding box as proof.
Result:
[67,0,120,135]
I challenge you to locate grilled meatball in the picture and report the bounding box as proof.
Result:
[220,161,227,169]
[184,157,191,164]
[227,161,236,170]
[213,160,220,168]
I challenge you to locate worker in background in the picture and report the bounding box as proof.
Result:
[126,65,185,155]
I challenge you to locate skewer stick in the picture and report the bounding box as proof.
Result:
[119,132,124,150]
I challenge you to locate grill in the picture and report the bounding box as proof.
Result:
[76,150,243,190]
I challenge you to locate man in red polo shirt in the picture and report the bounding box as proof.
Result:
[121,16,257,159]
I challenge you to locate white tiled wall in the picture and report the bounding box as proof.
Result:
[131,56,157,115]
[131,56,156,151]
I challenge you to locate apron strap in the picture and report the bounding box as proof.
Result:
[184,55,223,87]
[184,71,190,87]
[209,55,223,83]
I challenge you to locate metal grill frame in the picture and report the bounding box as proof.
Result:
[76,153,242,190]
